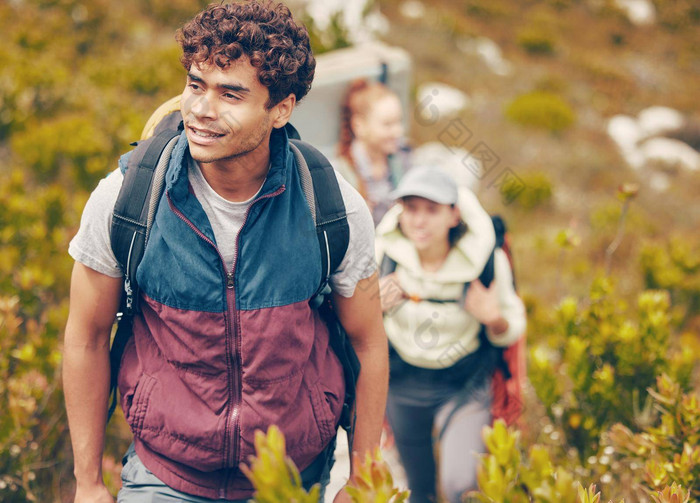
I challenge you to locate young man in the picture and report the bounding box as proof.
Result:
[62,2,388,502]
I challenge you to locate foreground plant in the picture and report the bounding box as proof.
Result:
[608,375,699,500]
[243,426,321,503]
[244,426,409,503]
[470,419,581,503]
[346,448,410,503]
[470,419,691,503]
[529,278,695,462]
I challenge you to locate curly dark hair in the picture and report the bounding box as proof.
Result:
[177,1,315,108]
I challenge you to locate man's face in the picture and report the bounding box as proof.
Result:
[180,58,275,164]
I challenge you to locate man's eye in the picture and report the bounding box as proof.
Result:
[188,83,201,91]
[224,93,240,100]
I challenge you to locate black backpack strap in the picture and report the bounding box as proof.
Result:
[462,216,514,381]
[491,215,507,249]
[289,139,350,306]
[107,317,134,421]
[289,138,360,447]
[107,119,181,423]
[111,123,182,315]
[459,247,496,308]
[379,254,398,278]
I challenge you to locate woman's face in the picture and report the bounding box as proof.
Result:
[352,94,404,157]
[398,196,460,252]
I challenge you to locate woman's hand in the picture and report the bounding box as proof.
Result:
[378,273,407,313]
[464,279,508,335]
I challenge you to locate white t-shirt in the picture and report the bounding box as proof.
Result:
[69,155,377,298]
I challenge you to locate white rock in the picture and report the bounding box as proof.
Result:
[607,115,645,169]
[411,142,481,191]
[639,137,700,171]
[613,0,656,26]
[637,106,685,138]
[399,0,426,20]
[457,37,513,76]
[416,82,470,122]
[607,115,642,148]
[648,172,671,192]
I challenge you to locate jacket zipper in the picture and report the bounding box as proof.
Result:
[167,185,285,497]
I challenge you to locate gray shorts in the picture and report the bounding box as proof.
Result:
[117,441,335,503]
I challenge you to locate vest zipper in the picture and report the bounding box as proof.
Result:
[166,185,285,498]
[225,184,285,478]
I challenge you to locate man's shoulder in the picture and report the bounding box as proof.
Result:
[332,167,366,216]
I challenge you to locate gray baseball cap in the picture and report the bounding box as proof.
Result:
[391,166,459,205]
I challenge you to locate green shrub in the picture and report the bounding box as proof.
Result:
[10,114,113,187]
[302,11,353,55]
[608,374,700,500]
[507,171,554,210]
[463,0,510,18]
[652,0,700,30]
[0,167,76,501]
[244,426,409,503]
[517,27,556,55]
[505,91,576,133]
[640,236,700,330]
[470,419,691,503]
[529,278,695,463]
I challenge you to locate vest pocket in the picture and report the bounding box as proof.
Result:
[308,381,340,447]
[126,373,157,435]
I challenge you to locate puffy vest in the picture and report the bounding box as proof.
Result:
[117,128,345,499]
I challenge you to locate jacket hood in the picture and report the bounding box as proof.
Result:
[376,187,495,282]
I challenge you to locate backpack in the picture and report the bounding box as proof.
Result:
[379,215,525,426]
[107,112,361,445]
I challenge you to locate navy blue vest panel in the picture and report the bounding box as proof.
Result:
[132,129,321,313]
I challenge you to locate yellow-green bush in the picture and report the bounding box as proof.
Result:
[0,296,68,502]
[506,171,554,210]
[470,419,693,503]
[529,278,695,463]
[0,1,367,500]
[302,12,353,55]
[0,167,76,501]
[608,374,699,500]
[462,0,510,19]
[652,0,700,30]
[244,426,409,503]
[516,27,556,55]
[505,91,576,133]
[640,236,700,330]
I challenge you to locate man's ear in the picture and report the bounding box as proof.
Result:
[271,93,296,129]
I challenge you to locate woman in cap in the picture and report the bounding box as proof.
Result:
[376,167,526,503]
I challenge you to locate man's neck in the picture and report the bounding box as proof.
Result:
[197,144,271,203]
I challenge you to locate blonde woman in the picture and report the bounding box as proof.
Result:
[335,79,410,225]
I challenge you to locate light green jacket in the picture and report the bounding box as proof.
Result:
[375,189,526,369]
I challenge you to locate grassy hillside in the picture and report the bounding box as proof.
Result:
[0,1,697,500]
[379,0,700,307]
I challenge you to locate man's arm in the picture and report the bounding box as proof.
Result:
[331,270,388,474]
[63,262,122,502]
